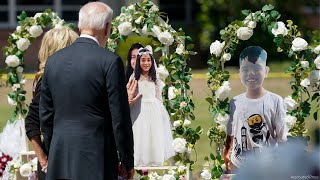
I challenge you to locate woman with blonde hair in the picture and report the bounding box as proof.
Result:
[25,26,78,179]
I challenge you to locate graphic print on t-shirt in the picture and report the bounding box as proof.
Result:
[234,114,270,160]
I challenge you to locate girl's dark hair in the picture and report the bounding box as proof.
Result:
[134,48,157,83]
[125,43,144,83]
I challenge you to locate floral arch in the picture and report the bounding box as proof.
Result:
[1,0,202,179]
[202,4,319,179]
[107,0,202,178]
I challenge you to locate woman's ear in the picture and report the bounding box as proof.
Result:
[265,66,270,77]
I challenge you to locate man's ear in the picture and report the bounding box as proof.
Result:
[104,22,109,36]
[265,66,270,77]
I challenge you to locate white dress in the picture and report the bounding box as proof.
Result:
[130,75,175,166]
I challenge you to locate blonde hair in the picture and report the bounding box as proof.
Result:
[36,26,78,80]
[78,2,113,30]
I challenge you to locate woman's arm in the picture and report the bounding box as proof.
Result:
[25,79,47,169]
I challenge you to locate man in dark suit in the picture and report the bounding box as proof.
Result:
[40,2,134,179]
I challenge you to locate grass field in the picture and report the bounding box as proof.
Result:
[0,73,319,176]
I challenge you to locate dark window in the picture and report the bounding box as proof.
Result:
[62,0,91,5]
[17,0,53,5]
[0,12,8,22]
[159,0,185,21]
[0,0,8,5]
[62,11,78,21]
[17,11,39,18]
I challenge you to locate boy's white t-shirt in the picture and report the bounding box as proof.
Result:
[227,91,287,168]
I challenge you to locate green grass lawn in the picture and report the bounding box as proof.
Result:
[0,76,319,176]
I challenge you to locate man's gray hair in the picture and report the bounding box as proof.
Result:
[78,2,113,30]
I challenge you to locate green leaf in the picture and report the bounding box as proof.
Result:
[210,153,215,160]
[186,44,194,50]
[312,93,319,101]
[270,10,280,19]
[17,11,28,22]
[154,47,162,52]
[241,10,250,16]
[262,4,274,11]
[314,111,318,120]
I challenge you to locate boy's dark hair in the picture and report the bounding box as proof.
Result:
[239,46,267,65]
[125,43,144,83]
[134,48,157,83]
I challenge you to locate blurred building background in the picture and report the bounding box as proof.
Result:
[0,0,319,72]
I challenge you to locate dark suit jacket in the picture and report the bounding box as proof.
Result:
[40,37,134,180]
[25,78,46,180]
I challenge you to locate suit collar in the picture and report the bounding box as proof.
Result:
[75,37,100,46]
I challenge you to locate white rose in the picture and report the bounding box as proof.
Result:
[16,66,24,73]
[218,124,227,132]
[29,25,43,38]
[300,61,309,68]
[248,21,256,29]
[14,161,21,168]
[54,19,64,29]
[16,26,22,32]
[141,25,153,36]
[183,119,191,127]
[180,101,187,108]
[163,174,175,180]
[118,22,132,36]
[285,115,297,129]
[128,5,134,10]
[149,5,159,13]
[172,138,187,153]
[176,44,184,55]
[222,53,231,61]
[31,157,38,166]
[19,163,32,177]
[135,16,143,24]
[157,64,169,81]
[200,170,212,180]
[210,40,225,57]
[168,86,177,100]
[300,78,310,88]
[314,55,320,69]
[310,70,320,86]
[216,113,229,126]
[186,146,192,155]
[33,13,43,19]
[17,38,30,51]
[173,120,182,128]
[152,25,161,37]
[20,79,27,84]
[12,84,20,91]
[215,81,231,101]
[11,33,18,40]
[158,31,174,46]
[237,27,253,40]
[148,172,160,180]
[168,169,176,175]
[5,55,20,67]
[178,165,186,173]
[313,45,320,54]
[271,21,288,37]
[243,13,255,24]
[54,24,63,29]
[284,96,299,111]
[291,37,308,52]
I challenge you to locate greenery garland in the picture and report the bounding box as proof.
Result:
[107,0,202,178]
[3,9,72,122]
[203,4,319,179]
[2,9,73,179]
